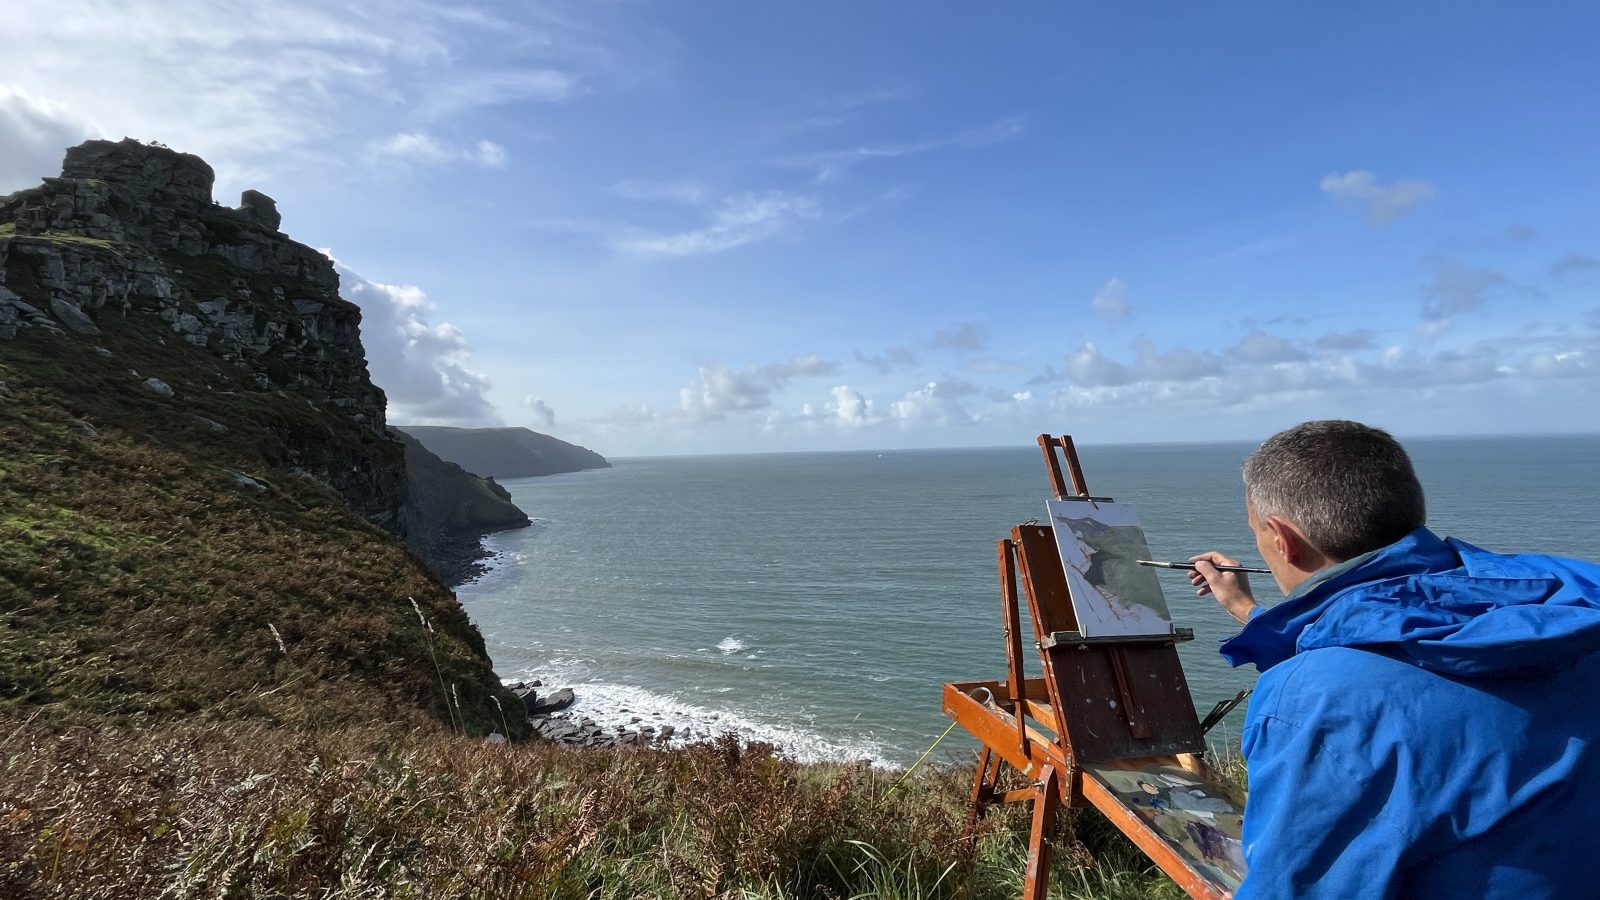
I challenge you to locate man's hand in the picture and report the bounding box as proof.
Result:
[1190,551,1259,625]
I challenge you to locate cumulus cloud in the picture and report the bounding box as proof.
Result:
[0,86,97,192]
[889,381,974,426]
[1133,338,1226,381]
[928,323,988,351]
[827,385,876,427]
[1091,277,1131,322]
[523,396,556,429]
[1230,330,1308,364]
[370,132,508,168]
[1320,170,1436,226]
[679,353,837,421]
[1315,328,1379,352]
[334,260,501,426]
[615,191,821,258]
[1065,343,1137,387]
[855,345,919,373]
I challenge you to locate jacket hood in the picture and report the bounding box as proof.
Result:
[1220,527,1600,676]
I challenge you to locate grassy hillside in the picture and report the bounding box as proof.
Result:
[0,300,526,738]
[0,714,1186,900]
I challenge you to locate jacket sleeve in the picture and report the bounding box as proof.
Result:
[1236,712,1410,900]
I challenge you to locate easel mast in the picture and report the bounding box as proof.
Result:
[944,434,1243,900]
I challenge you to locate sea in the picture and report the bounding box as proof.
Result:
[457,435,1600,767]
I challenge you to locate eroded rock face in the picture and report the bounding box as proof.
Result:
[0,138,409,536]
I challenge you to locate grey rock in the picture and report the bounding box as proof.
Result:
[658,725,676,739]
[528,687,575,716]
[142,377,174,398]
[0,380,12,398]
[94,346,112,356]
[238,189,282,231]
[226,470,267,492]
[49,297,100,335]
[71,420,97,437]
[191,416,227,433]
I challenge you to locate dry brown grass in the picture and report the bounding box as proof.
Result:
[0,715,1182,900]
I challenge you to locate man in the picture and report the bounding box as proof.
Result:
[1192,420,1600,899]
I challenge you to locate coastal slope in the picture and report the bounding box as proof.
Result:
[399,424,610,479]
[0,138,525,735]
[396,428,531,584]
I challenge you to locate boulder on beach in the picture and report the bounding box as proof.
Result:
[528,687,575,716]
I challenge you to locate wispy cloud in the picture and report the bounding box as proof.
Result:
[613,191,821,258]
[776,114,1029,183]
[1091,277,1131,323]
[1320,170,1436,226]
[0,0,609,191]
[369,132,508,168]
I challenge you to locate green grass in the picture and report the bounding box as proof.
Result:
[0,298,524,738]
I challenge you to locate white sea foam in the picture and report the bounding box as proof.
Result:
[503,667,893,766]
[716,636,745,654]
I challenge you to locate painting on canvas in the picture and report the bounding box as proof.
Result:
[1088,759,1248,891]
[1045,499,1172,637]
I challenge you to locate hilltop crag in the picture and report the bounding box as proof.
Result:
[0,139,526,732]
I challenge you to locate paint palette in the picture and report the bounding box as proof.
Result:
[1086,758,1248,893]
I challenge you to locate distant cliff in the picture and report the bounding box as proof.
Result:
[395,429,530,584]
[0,138,526,734]
[398,425,610,479]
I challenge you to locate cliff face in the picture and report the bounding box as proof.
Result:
[0,139,405,527]
[395,429,531,585]
[398,425,611,480]
[0,139,527,734]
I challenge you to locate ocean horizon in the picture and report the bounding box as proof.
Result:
[458,434,1600,766]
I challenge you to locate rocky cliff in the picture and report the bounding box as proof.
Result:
[395,429,531,584]
[398,425,611,479]
[0,138,523,581]
[0,139,527,734]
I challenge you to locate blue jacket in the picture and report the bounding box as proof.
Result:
[1220,527,1600,899]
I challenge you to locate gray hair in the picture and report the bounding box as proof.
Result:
[1243,420,1426,560]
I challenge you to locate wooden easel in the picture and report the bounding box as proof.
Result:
[943,434,1248,900]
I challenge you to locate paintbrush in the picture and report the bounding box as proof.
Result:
[1137,559,1272,575]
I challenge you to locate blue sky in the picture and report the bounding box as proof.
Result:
[3,1,1597,455]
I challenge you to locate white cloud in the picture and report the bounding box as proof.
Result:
[1133,338,1225,381]
[1065,343,1137,387]
[1314,328,1379,352]
[1230,330,1308,364]
[610,179,708,205]
[890,381,974,426]
[615,191,821,258]
[855,345,919,373]
[1320,170,1436,226]
[523,396,556,429]
[0,86,97,192]
[334,259,500,427]
[678,353,838,421]
[1421,258,1529,322]
[369,132,508,168]
[0,1,598,192]
[1091,277,1131,322]
[828,385,876,427]
[928,323,988,351]
[778,114,1029,183]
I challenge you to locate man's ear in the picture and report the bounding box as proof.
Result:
[1262,516,1309,568]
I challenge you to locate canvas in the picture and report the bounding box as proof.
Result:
[1087,759,1248,892]
[1045,500,1173,637]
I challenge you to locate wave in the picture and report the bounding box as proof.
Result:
[502,665,894,767]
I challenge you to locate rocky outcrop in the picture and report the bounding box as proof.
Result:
[397,425,611,480]
[395,429,531,585]
[0,139,410,540]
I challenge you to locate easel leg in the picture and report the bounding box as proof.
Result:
[1023,765,1060,900]
[965,748,997,844]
